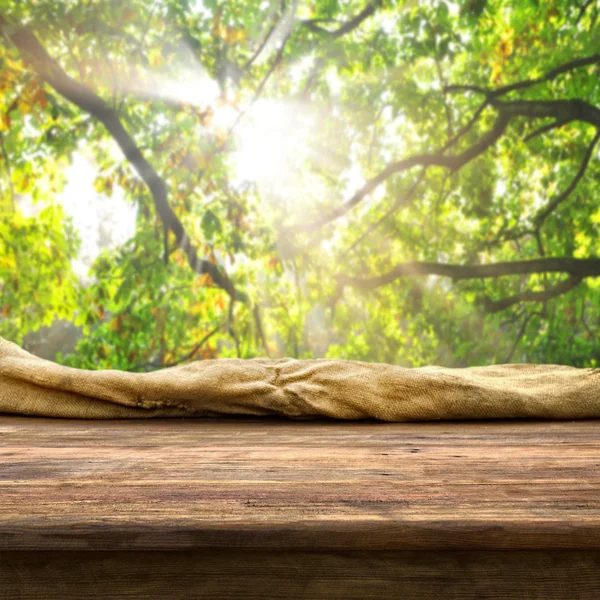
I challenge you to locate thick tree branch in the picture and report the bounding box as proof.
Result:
[495,98,600,127]
[5,20,236,297]
[336,257,600,291]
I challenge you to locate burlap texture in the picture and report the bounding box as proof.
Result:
[1,336,599,420]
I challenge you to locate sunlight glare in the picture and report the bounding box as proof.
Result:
[59,152,137,282]
[233,100,295,184]
[122,66,221,108]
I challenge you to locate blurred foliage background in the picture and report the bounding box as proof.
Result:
[0,0,599,370]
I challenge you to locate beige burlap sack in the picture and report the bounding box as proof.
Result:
[0,336,599,420]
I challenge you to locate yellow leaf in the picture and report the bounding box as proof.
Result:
[199,273,214,287]
[32,88,48,109]
[0,255,15,269]
[216,26,247,44]
[149,50,162,67]
[0,113,11,131]
[4,57,25,73]
[122,8,136,21]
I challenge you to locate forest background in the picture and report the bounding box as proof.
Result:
[0,0,599,371]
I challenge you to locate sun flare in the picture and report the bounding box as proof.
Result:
[232,100,295,185]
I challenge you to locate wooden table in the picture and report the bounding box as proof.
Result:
[1,416,600,599]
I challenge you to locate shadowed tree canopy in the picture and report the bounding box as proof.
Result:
[0,0,599,369]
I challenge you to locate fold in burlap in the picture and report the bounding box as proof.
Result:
[0,336,599,420]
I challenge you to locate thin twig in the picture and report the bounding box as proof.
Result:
[0,133,15,210]
[228,295,241,358]
[132,324,223,371]
[504,311,538,363]
[534,129,600,227]
[242,2,284,71]
[253,303,271,357]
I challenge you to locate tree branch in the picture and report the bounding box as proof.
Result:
[5,20,236,298]
[227,295,241,358]
[495,98,600,127]
[344,167,427,255]
[289,92,600,236]
[534,129,600,227]
[503,310,539,363]
[444,84,489,97]
[329,0,382,40]
[252,303,271,358]
[242,1,285,71]
[0,133,15,210]
[300,60,600,237]
[576,0,596,24]
[288,111,510,233]
[301,1,382,40]
[484,276,583,314]
[523,118,569,143]
[434,57,454,139]
[335,257,600,291]
[492,53,600,97]
[228,25,291,137]
[446,54,600,99]
[132,324,223,371]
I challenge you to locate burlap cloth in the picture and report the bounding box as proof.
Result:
[1,336,599,420]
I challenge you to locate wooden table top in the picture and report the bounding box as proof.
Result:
[1,416,600,552]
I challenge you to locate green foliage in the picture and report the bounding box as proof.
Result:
[1,0,599,368]
[0,202,80,344]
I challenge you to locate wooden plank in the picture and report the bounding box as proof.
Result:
[1,416,600,551]
[3,549,600,599]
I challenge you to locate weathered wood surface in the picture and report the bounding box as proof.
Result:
[3,549,600,599]
[1,416,600,552]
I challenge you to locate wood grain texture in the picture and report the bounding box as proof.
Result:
[3,549,600,599]
[1,416,600,551]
